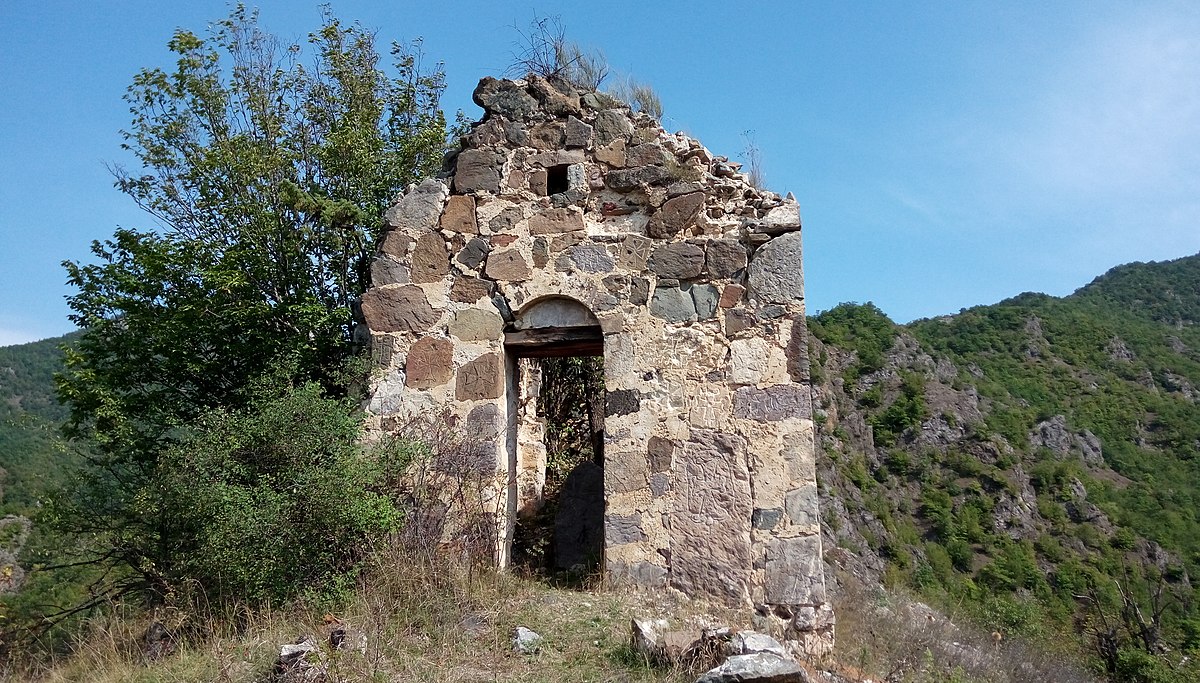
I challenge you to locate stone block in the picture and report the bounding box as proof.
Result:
[450,275,492,303]
[453,149,503,195]
[607,451,648,494]
[733,385,812,421]
[439,195,478,234]
[472,77,539,119]
[606,165,672,192]
[748,232,804,304]
[456,353,503,400]
[691,284,719,320]
[484,249,532,281]
[670,429,753,604]
[404,337,453,389]
[564,115,592,148]
[649,242,704,279]
[449,308,504,342]
[593,109,634,145]
[618,235,652,271]
[647,192,704,238]
[765,535,825,604]
[752,508,784,530]
[564,244,614,273]
[706,239,748,278]
[361,285,439,333]
[370,254,409,286]
[528,208,585,234]
[606,389,640,417]
[384,179,448,231]
[457,237,490,269]
[650,285,696,323]
[784,485,818,527]
[647,435,674,473]
[606,513,647,546]
[410,232,450,283]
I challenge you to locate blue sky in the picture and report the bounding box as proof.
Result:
[2,1,1198,345]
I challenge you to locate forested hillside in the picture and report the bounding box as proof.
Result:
[0,333,77,511]
[811,253,1200,681]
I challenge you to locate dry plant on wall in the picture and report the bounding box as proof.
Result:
[506,15,664,120]
[741,130,766,189]
[507,15,608,91]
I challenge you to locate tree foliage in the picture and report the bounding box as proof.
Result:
[52,6,452,604]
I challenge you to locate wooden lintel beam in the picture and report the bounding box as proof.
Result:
[504,326,603,358]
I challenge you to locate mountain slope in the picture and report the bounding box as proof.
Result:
[810,253,1200,680]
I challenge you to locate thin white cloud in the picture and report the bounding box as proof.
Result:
[0,328,40,347]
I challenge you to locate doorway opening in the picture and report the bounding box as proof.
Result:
[504,298,605,579]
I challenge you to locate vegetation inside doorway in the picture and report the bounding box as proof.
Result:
[510,355,606,581]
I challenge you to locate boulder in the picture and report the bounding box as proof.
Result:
[694,652,809,683]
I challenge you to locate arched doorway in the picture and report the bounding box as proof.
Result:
[503,297,605,575]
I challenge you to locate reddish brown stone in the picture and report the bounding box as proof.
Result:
[484,249,532,281]
[491,234,518,247]
[410,232,450,283]
[456,353,504,400]
[719,284,745,308]
[450,275,492,303]
[405,337,453,389]
[360,285,440,333]
[594,139,626,167]
[529,169,548,195]
[647,192,704,238]
[529,208,585,234]
[379,231,412,259]
[439,195,478,234]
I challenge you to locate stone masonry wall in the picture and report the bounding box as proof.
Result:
[360,74,833,651]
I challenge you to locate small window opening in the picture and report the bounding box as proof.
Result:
[546,164,571,195]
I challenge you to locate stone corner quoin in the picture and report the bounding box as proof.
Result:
[357,72,833,654]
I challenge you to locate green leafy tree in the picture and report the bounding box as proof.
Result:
[52,5,452,604]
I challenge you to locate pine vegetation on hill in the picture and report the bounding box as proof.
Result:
[811,253,1200,682]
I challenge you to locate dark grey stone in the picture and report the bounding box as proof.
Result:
[733,385,813,422]
[650,473,671,498]
[593,109,634,145]
[647,435,674,473]
[472,76,539,119]
[370,254,409,286]
[532,237,550,268]
[605,513,647,546]
[725,308,753,336]
[649,242,704,279]
[607,451,648,494]
[760,304,787,319]
[691,284,719,320]
[565,244,615,273]
[457,237,491,269]
[705,239,748,278]
[765,535,825,604]
[453,149,503,195]
[786,316,810,382]
[752,508,784,531]
[606,389,640,417]
[785,486,818,527]
[630,277,650,305]
[649,285,696,323]
[748,232,805,304]
[564,115,593,148]
[606,165,673,192]
[695,653,805,683]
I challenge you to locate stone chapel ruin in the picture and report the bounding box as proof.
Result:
[359,75,833,650]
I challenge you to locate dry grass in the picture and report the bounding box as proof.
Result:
[828,573,1097,683]
[10,540,752,683]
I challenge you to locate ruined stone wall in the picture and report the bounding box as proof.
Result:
[360,74,832,650]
